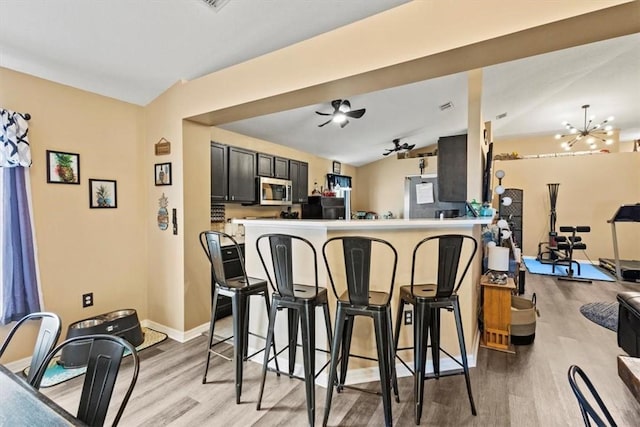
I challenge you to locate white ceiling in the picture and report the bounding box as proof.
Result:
[1,1,638,167]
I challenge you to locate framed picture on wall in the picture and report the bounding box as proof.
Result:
[332,161,341,174]
[46,150,80,184]
[89,179,117,208]
[155,162,172,186]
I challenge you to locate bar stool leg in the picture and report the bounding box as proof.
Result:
[231,292,247,404]
[300,304,316,427]
[374,311,393,427]
[430,307,441,378]
[414,302,429,425]
[386,306,399,402]
[202,285,220,384]
[338,316,354,392]
[257,299,279,410]
[323,306,345,427]
[322,303,333,354]
[288,308,300,377]
[243,296,250,360]
[393,297,405,358]
[452,298,477,415]
[263,292,280,375]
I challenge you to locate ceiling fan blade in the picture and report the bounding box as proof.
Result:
[345,108,365,119]
[315,111,332,116]
[318,119,332,127]
[406,144,416,150]
[331,99,342,111]
[340,119,350,128]
[383,151,391,156]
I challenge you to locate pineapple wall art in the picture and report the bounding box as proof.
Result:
[89,179,117,208]
[46,150,80,184]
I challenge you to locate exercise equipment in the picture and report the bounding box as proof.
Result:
[552,226,592,283]
[537,183,560,264]
[599,204,640,282]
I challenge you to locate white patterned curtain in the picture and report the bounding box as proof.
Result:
[0,109,31,167]
[0,108,41,324]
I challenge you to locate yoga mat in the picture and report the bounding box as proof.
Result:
[522,257,615,282]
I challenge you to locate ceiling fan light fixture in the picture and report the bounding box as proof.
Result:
[332,113,347,124]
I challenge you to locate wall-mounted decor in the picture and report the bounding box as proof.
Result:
[46,150,80,184]
[155,162,172,186]
[157,193,169,230]
[89,179,117,208]
[332,161,341,174]
[154,137,171,155]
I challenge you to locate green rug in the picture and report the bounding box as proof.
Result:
[24,327,167,387]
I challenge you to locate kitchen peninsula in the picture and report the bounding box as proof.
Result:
[233,217,492,383]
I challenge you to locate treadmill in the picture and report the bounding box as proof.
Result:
[599,203,640,282]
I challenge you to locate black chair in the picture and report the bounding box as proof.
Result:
[199,230,277,404]
[0,312,61,384]
[567,365,617,427]
[256,233,333,426]
[31,334,139,427]
[322,236,399,427]
[393,234,477,424]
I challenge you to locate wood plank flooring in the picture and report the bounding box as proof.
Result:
[43,272,640,426]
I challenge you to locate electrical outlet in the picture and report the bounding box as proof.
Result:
[404,310,413,325]
[82,292,93,308]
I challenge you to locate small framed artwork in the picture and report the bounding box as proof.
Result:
[155,162,172,186]
[332,161,341,174]
[89,179,117,208]
[46,150,80,184]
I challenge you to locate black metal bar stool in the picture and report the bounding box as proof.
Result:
[199,230,278,404]
[255,233,333,427]
[393,234,477,424]
[322,236,399,427]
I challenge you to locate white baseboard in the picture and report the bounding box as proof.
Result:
[141,319,209,343]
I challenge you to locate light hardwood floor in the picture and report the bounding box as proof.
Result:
[43,272,640,426]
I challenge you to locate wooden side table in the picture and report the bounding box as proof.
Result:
[480,276,516,353]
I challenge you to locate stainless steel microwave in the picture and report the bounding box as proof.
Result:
[258,177,292,206]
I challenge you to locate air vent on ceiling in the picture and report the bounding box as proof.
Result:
[496,112,508,119]
[439,101,454,111]
[201,0,230,12]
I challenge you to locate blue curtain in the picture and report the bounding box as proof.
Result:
[1,109,39,324]
[2,167,40,323]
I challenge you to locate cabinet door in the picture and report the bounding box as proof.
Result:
[297,161,308,203]
[274,157,289,179]
[210,142,228,202]
[228,147,256,203]
[437,134,467,202]
[257,153,274,177]
[289,160,300,203]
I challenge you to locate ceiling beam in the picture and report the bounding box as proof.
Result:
[187,2,640,126]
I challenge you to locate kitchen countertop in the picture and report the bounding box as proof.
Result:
[233,217,492,230]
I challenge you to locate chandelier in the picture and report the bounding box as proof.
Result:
[555,104,614,150]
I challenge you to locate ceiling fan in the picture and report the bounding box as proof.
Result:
[316,99,366,128]
[383,138,415,156]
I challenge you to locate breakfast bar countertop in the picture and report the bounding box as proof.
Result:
[233,217,492,230]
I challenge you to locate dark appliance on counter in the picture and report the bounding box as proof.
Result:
[327,173,352,190]
[302,196,345,219]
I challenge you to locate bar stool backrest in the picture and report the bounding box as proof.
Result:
[567,365,617,427]
[323,236,398,306]
[32,334,139,427]
[199,230,248,288]
[0,312,61,384]
[256,233,319,298]
[411,234,477,298]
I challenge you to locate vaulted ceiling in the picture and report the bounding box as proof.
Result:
[1,1,638,166]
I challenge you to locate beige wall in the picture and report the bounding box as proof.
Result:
[495,131,621,157]
[0,67,147,362]
[490,153,640,259]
